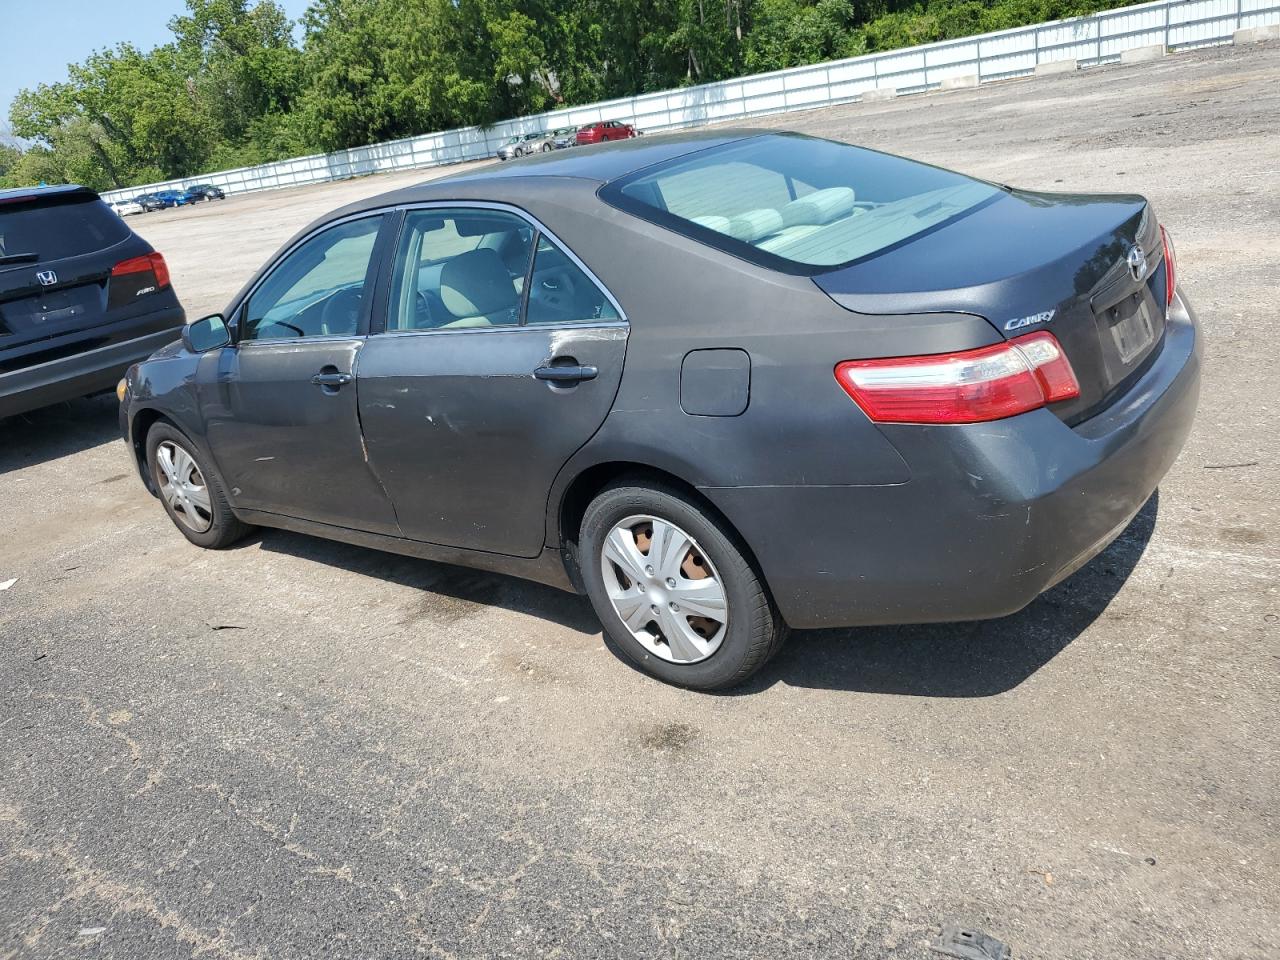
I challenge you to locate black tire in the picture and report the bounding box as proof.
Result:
[146,422,250,549]
[579,481,788,690]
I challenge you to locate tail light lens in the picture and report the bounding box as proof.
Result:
[1160,224,1176,307]
[111,252,170,289]
[835,331,1080,424]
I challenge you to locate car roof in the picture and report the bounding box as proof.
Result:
[346,128,766,216]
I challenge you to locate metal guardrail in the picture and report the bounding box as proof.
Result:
[101,0,1279,203]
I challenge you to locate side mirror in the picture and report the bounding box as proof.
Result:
[182,314,231,353]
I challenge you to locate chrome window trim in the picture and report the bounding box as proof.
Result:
[372,319,629,342]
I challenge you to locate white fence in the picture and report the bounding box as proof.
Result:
[101,0,1280,203]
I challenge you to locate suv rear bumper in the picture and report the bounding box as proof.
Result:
[0,325,181,419]
[704,290,1202,630]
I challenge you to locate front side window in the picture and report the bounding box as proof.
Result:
[600,133,1001,273]
[387,209,534,331]
[242,216,383,341]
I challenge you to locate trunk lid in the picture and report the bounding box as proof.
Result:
[814,189,1169,424]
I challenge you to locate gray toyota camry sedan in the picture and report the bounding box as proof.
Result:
[119,130,1200,690]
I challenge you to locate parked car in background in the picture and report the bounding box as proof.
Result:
[0,185,184,419]
[182,184,226,203]
[497,132,555,160]
[118,131,1198,691]
[159,189,191,207]
[136,191,186,212]
[552,126,578,149]
[110,198,145,217]
[576,120,637,145]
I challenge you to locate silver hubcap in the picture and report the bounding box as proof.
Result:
[600,515,728,664]
[155,441,213,533]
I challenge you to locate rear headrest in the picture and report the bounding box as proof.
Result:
[439,248,517,319]
[726,208,784,242]
[691,215,732,234]
[782,187,856,227]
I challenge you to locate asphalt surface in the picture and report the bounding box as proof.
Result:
[2,40,1278,960]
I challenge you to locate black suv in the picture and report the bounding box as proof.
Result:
[1,185,184,419]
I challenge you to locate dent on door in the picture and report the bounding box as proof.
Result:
[356,323,628,556]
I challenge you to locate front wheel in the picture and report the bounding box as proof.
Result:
[579,482,788,690]
[146,423,250,549]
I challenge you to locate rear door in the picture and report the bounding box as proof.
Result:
[356,205,628,557]
[201,213,401,535]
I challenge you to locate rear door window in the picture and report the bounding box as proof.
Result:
[526,236,620,325]
[0,195,129,262]
[386,209,534,331]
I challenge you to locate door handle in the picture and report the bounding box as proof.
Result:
[534,364,598,383]
[311,371,354,387]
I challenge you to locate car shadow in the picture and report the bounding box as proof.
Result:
[252,490,1158,698]
[726,490,1161,697]
[250,529,602,636]
[0,395,123,476]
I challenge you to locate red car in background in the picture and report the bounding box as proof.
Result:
[575,120,638,145]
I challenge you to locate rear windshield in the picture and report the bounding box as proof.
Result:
[600,134,1001,274]
[0,195,130,262]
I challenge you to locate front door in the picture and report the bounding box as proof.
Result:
[200,214,401,535]
[356,208,628,556]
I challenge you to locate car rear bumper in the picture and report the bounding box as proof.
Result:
[0,324,182,420]
[705,290,1202,630]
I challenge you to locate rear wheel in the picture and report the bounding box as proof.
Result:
[146,423,250,549]
[541,143,552,152]
[580,482,787,690]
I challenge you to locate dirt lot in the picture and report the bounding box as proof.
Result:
[2,41,1278,960]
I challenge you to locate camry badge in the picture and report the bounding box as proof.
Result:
[1126,243,1147,282]
[36,270,57,286]
[1004,308,1055,332]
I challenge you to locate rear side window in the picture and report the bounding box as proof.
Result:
[600,134,1000,273]
[387,209,534,332]
[0,195,130,261]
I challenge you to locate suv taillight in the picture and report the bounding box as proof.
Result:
[835,331,1080,424]
[112,251,170,289]
[1160,224,1176,307]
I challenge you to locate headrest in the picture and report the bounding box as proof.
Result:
[782,187,856,227]
[726,208,784,242]
[439,248,517,319]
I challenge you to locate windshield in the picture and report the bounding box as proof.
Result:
[600,134,1002,273]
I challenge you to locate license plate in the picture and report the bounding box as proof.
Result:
[1109,299,1155,364]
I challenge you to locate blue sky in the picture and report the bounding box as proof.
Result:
[0,0,310,142]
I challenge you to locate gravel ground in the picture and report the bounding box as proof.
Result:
[2,40,1278,960]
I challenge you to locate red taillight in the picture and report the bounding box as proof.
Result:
[835,331,1080,424]
[111,251,170,289]
[1160,224,1176,307]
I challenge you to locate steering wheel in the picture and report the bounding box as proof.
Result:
[532,266,582,317]
[414,291,434,329]
[320,287,362,336]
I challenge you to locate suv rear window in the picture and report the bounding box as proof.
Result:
[0,195,130,262]
[600,133,1001,274]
